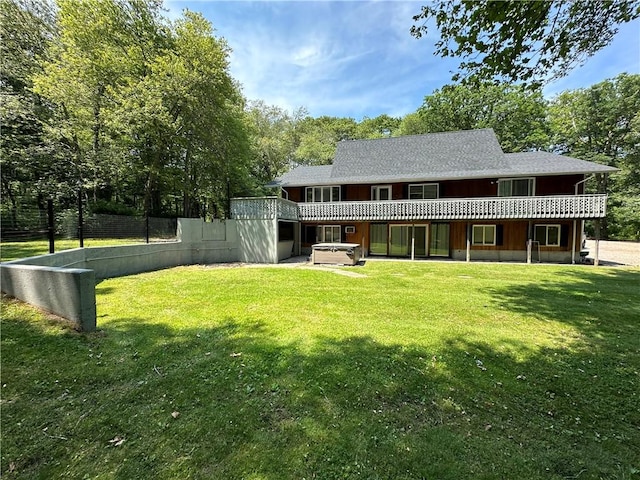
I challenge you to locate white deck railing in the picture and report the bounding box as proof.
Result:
[230,196,299,221]
[231,194,608,222]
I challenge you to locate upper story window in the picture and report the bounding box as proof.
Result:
[306,186,340,202]
[498,177,535,197]
[409,183,439,199]
[371,185,392,200]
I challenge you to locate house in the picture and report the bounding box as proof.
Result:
[231,129,617,264]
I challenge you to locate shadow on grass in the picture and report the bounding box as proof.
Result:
[3,284,639,480]
[486,268,640,338]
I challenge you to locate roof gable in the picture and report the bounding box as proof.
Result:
[267,129,618,187]
[331,129,507,183]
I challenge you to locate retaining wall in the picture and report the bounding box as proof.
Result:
[0,219,245,331]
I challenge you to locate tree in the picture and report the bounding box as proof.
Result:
[32,0,166,208]
[394,112,430,136]
[294,116,357,165]
[0,0,58,217]
[548,73,640,239]
[32,1,251,218]
[411,1,640,87]
[245,101,304,188]
[355,114,401,139]
[417,83,549,152]
[115,9,251,218]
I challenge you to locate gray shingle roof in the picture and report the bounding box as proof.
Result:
[504,152,618,176]
[266,165,332,188]
[267,129,617,187]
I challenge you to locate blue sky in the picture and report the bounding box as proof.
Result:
[166,1,640,120]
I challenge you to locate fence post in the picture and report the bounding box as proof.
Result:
[47,199,55,254]
[145,214,150,244]
[77,189,84,248]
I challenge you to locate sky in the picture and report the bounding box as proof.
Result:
[166,1,640,121]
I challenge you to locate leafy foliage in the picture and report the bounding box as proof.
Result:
[411,0,640,86]
[417,82,550,152]
[549,73,640,239]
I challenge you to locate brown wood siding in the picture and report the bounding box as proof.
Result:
[442,179,496,198]
[450,220,576,252]
[286,187,304,202]
[288,175,584,201]
[535,175,584,195]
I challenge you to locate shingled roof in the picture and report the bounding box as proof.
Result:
[268,129,617,187]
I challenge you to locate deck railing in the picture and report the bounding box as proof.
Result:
[231,194,608,222]
[230,196,299,221]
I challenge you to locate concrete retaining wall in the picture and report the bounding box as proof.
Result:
[0,219,241,331]
[1,264,97,332]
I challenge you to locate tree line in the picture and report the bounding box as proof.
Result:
[1,0,638,239]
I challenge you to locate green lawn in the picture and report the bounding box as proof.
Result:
[0,238,151,262]
[2,262,639,479]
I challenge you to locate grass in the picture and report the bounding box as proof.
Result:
[0,238,153,262]
[2,261,639,479]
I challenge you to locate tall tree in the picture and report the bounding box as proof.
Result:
[32,0,166,206]
[549,73,640,239]
[417,83,549,152]
[0,0,58,216]
[294,116,357,165]
[245,101,305,188]
[411,1,640,87]
[355,114,401,139]
[32,1,251,218]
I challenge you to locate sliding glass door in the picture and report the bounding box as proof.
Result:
[389,225,428,257]
[429,223,450,257]
[369,224,388,255]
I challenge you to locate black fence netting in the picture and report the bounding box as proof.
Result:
[1,202,177,243]
[1,204,49,241]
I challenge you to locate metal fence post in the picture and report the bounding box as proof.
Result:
[78,189,84,248]
[48,199,55,253]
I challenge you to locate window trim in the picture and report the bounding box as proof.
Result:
[371,185,392,201]
[497,177,535,197]
[408,183,439,199]
[472,224,497,246]
[305,185,341,203]
[319,225,341,243]
[534,224,561,247]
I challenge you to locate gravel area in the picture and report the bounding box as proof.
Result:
[584,240,640,267]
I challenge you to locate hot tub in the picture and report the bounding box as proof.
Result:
[312,243,361,265]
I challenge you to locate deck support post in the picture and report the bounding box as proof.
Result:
[571,220,577,264]
[594,219,600,266]
[527,221,532,264]
[465,223,471,262]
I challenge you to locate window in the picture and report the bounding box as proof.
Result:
[409,183,439,199]
[472,225,496,246]
[534,224,561,246]
[498,178,535,197]
[371,185,392,200]
[278,221,294,242]
[319,225,341,243]
[305,186,340,203]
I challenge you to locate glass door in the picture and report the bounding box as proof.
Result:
[369,223,388,255]
[411,225,428,257]
[389,225,409,256]
[429,223,450,256]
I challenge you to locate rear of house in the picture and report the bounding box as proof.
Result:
[232,129,617,264]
